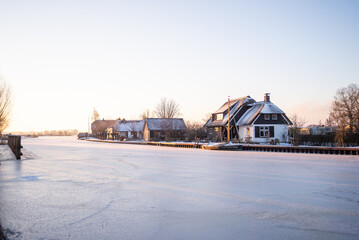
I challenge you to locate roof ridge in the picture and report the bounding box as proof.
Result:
[246,102,265,124]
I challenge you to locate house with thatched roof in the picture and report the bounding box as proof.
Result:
[113,120,144,139]
[143,118,186,141]
[204,94,292,143]
[91,119,116,139]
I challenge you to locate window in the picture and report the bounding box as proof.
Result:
[246,128,250,136]
[216,114,223,121]
[255,126,274,138]
[272,114,277,120]
[264,114,270,120]
[260,127,269,137]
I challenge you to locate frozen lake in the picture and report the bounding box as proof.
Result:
[0,136,359,240]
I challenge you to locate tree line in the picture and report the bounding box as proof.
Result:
[92,97,182,122]
[10,129,79,137]
[328,84,359,146]
[1,77,358,145]
[290,83,359,146]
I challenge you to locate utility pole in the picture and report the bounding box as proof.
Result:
[227,96,230,142]
[88,116,90,139]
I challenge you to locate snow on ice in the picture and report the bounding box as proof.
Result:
[0,145,16,161]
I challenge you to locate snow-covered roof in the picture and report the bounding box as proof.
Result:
[236,101,286,125]
[236,102,263,125]
[145,118,187,131]
[113,120,144,132]
[204,96,255,127]
[260,101,285,114]
[213,97,247,114]
[222,97,256,123]
[205,95,291,128]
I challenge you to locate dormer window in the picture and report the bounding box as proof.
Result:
[272,114,277,120]
[216,114,223,121]
[264,114,270,120]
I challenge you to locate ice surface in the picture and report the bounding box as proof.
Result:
[0,136,359,240]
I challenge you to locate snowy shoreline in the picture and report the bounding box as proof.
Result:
[0,145,16,161]
[83,138,359,155]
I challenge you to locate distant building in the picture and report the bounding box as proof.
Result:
[91,119,117,138]
[307,125,337,135]
[299,127,310,135]
[113,120,145,139]
[204,94,292,143]
[143,118,187,141]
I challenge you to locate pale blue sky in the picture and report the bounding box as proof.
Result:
[1,0,358,132]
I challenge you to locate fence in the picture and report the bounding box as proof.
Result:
[241,144,359,155]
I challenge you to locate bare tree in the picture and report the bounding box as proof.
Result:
[290,114,306,128]
[91,108,100,122]
[186,121,207,141]
[329,83,359,134]
[289,114,306,146]
[0,80,12,134]
[140,108,153,120]
[202,112,212,124]
[154,97,181,119]
[328,84,359,146]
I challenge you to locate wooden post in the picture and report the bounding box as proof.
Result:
[8,135,22,160]
[227,97,230,142]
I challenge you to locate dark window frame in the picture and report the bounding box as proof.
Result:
[255,126,275,138]
[260,126,269,137]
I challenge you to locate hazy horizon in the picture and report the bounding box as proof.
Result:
[1,0,358,132]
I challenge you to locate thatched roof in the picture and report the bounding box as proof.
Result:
[91,120,116,134]
[145,118,186,131]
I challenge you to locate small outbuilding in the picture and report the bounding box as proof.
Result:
[143,118,187,141]
[113,120,145,139]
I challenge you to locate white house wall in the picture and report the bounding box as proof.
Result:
[273,125,289,142]
[237,126,253,142]
[118,131,143,139]
[238,124,289,143]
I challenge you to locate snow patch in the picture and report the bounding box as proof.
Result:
[0,145,16,160]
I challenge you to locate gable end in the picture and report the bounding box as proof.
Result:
[253,114,290,125]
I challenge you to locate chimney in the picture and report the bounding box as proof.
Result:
[264,93,270,102]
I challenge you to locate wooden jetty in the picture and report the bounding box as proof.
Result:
[8,135,22,159]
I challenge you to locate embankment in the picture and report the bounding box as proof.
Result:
[84,139,359,155]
